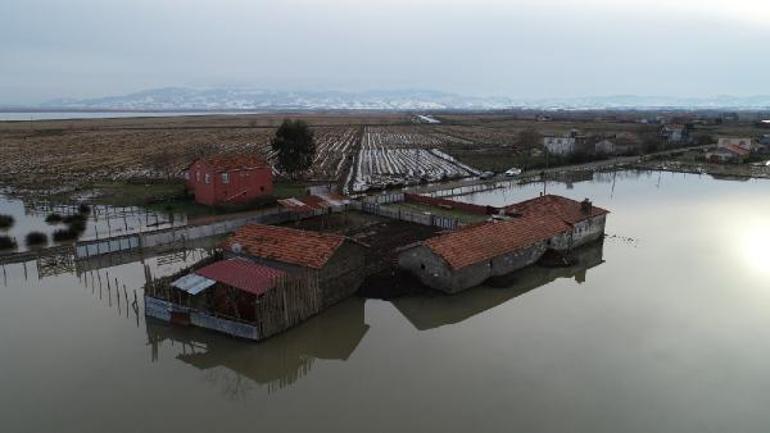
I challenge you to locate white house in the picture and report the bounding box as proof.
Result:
[543,136,577,156]
[594,139,616,155]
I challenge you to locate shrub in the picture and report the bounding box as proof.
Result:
[52,229,80,242]
[45,213,63,224]
[0,214,14,229]
[62,214,87,225]
[25,231,48,246]
[68,219,87,233]
[78,203,91,215]
[0,235,17,250]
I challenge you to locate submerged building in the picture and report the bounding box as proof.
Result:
[398,195,608,293]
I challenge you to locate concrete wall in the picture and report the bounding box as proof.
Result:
[399,241,548,294]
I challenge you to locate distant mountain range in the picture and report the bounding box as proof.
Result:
[17,87,770,111]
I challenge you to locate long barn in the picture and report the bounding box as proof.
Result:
[398,195,609,293]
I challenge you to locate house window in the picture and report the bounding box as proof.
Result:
[204,174,211,184]
[222,173,230,184]
[196,171,201,182]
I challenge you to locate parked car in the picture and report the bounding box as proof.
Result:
[479,171,495,180]
[504,167,522,177]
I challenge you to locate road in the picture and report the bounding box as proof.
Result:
[411,144,712,195]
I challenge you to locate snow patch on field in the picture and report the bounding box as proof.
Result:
[346,128,479,193]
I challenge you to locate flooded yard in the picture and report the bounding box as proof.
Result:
[1,170,770,433]
[0,195,186,252]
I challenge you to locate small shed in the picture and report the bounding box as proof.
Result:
[185,155,273,206]
[171,258,287,321]
[223,224,367,307]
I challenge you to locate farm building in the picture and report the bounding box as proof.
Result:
[393,239,605,331]
[398,195,608,293]
[706,137,758,163]
[223,224,367,307]
[146,254,327,341]
[595,133,641,155]
[145,223,368,340]
[660,124,691,145]
[716,137,756,152]
[185,155,273,206]
[543,136,577,156]
[705,146,750,163]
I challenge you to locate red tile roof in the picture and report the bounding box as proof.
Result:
[223,224,346,269]
[201,155,269,172]
[424,195,608,270]
[424,217,570,270]
[724,144,751,157]
[504,195,609,223]
[196,258,285,296]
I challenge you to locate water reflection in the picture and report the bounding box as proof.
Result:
[392,240,605,330]
[146,297,370,396]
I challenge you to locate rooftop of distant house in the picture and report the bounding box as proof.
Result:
[223,223,347,269]
[423,195,609,270]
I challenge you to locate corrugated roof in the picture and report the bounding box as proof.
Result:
[277,193,351,213]
[172,273,216,295]
[424,195,608,270]
[195,258,286,296]
[200,155,269,172]
[223,224,346,269]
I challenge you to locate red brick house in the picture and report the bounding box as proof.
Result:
[185,155,273,206]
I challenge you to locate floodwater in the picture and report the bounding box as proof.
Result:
[0,195,186,252]
[1,170,770,433]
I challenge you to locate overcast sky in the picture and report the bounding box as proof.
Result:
[1,0,769,104]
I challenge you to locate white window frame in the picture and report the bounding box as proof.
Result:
[204,173,211,184]
[222,173,230,184]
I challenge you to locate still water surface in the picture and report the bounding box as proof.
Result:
[1,170,769,433]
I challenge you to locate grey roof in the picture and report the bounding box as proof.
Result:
[172,273,216,295]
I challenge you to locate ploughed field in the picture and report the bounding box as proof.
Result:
[346,126,480,193]
[0,114,496,195]
[0,114,395,193]
[3,112,739,195]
